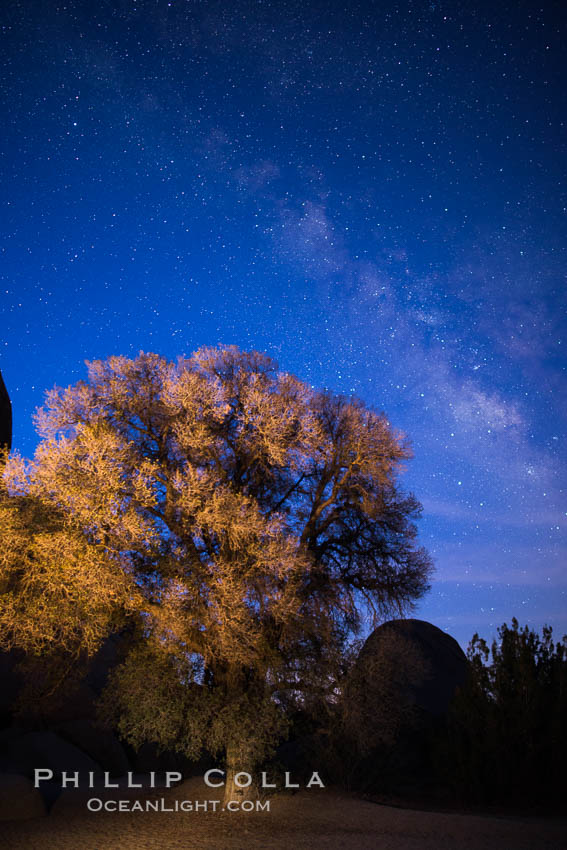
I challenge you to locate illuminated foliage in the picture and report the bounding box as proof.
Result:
[0,346,432,791]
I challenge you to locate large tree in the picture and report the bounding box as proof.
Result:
[0,346,432,798]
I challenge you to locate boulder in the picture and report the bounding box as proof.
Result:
[54,718,130,776]
[0,773,47,820]
[358,619,468,718]
[345,619,469,794]
[0,726,26,773]
[1,730,101,780]
[0,634,136,778]
[0,368,11,453]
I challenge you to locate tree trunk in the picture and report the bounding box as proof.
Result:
[223,742,259,805]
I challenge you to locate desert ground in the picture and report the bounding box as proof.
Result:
[1,778,565,850]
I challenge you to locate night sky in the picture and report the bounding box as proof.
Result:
[2,0,565,648]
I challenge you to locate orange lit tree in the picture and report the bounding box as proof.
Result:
[0,346,432,798]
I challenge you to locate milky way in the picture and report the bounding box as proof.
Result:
[2,0,565,646]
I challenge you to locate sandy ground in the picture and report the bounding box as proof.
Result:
[1,778,565,850]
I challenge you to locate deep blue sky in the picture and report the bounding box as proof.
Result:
[2,0,565,647]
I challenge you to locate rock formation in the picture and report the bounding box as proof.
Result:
[343,618,469,795]
[358,618,468,717]
[0,369,11,454]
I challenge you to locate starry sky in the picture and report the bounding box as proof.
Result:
[2,0,566,648]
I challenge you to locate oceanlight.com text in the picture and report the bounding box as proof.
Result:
[86,798,271,813]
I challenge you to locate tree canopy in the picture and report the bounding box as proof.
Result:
[0,346,432,790]
[439,618,567,807]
